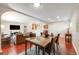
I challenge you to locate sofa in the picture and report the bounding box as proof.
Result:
[1,35,11,48]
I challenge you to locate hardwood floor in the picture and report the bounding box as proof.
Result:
[59,37,76,55]
[2,37,76,55]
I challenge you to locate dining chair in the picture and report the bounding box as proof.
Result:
[51,33,54,37]
[55,33,60,50]
[38,37,55,55]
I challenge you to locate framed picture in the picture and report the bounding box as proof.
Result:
[43,24,48,29]
[32,23,37,30]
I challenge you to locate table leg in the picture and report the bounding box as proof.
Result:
[38,47,40,55]
[0,51,3,55]
[25,41,27,55]
[30,43,31,50]
[36,46,37,55]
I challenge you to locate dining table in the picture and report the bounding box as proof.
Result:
[25,36,53,55]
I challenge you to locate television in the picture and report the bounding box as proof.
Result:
[10,25,20,30]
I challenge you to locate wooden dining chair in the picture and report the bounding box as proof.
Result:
[51,33,54,37]
[38,37,54,55]
[55,33,60,50]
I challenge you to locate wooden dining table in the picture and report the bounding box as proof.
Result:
[25,36,52,55]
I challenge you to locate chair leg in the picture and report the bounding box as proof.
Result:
[56,43,59,54]
[42,48,45,55]
[52,44,55,55]
[25,41,27,55]
[57,44,59,50]
[49,51,51,55]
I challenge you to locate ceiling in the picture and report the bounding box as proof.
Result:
[0,3,78,23]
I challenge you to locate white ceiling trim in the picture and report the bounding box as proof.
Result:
[8,3,77,23]
[12,9,48,23]
[0,4,47,23]
[7,4,48,23]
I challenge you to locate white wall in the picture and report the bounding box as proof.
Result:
[0,16,1,52]
[70,6,79,54]
[1,21,26,35]
[48,22,69,36]
[1,11,45,36]
[1,21,45,36]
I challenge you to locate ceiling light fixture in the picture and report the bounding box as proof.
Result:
[34,3,40,7]
[48,18,55,22]
[56,16,60,19]
[70,22,72,27]
[56,16,62,21]
[1,24,5,29]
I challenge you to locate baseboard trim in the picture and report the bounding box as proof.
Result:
[72,41,78,55]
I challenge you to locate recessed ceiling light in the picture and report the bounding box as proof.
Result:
[48,18,50,20]
[34,3,40,7]
[56,16,60,19]
[48,18,55,22]
[70,22,72,27]
[56,16,62,21]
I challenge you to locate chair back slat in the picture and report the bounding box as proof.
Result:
[55,33,60,43]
